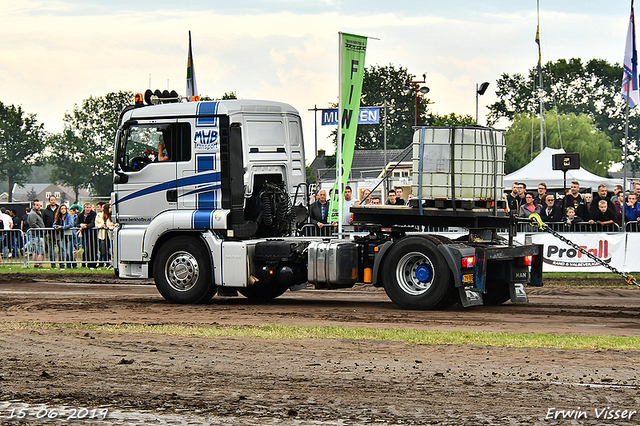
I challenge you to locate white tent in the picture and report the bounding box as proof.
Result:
[503,147,622,192]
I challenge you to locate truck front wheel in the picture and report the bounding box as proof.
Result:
[154,237,215,304]
[382,237,452,310]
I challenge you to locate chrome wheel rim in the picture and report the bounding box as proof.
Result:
[395,252,434,296]
[165,251,200,292]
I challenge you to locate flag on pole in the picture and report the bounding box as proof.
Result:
[622,3,640,108]
[535,0,542,74]
[328,32,368,227]
[535,25,542,74]
[186,31,198,100]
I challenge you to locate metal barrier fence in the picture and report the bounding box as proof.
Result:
[299,222,469,237]
[5,220,639,268]
[516,222,622,233]
[299,223,336,237]
[300,220,636,237]
[0,229,25,266]
[0,228,113,269]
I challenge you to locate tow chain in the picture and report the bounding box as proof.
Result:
[528,213,640,288]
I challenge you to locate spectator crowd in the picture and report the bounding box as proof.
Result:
[305,180,640,235]
[506,181,640,231]
[0,196,114,268]
[307,186,411,232]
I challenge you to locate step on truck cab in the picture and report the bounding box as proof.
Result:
[112,94,543,309]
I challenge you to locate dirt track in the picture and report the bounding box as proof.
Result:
[1,274,640,425]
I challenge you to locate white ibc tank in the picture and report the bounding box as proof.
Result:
[411,127,505,200]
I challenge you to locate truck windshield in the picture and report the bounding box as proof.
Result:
[118,125,171,171]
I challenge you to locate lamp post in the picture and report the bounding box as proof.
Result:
[404,74,429,127]
[308,105,320,158]
[475,82,490,125]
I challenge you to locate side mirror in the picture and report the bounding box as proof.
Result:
[114,173,128,184]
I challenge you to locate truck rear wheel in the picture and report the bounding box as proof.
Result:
[382,237,451,310]
[154,237,215,304]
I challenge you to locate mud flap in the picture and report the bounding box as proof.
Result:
[510,283,528,303]
[458,286,484,307]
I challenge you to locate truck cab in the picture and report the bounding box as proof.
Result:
[112,98,307,299]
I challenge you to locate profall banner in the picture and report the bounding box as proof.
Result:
[329,32,367,224]
[529,233,626,272]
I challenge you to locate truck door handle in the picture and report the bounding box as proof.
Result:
[166,189,177,202]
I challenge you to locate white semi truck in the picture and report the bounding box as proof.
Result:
[111,92,543,310]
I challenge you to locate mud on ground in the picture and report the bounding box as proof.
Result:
[1,274,639,425]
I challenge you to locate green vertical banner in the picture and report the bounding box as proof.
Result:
[329,32,368,225]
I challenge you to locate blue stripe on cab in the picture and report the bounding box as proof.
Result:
[197,155,216,172]
[116,172,221,205]
[196,102,219,126]
[197,192,216,209]
[192,210,213,229]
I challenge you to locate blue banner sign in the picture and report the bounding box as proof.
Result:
[321,107,380,125]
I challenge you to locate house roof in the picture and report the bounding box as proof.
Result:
[310,147,411,182]
[11,183,90,202]
[12,183,52,197]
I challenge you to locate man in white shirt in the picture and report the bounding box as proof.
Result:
[342,186,358,225]
[0,207,12,230]
[0,207,12,261]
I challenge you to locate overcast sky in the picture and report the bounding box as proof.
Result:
[1,0,633,160]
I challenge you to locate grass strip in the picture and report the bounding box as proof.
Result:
[1,322,639,351]
[0,265,113,274]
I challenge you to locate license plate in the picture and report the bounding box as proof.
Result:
[463,273,474,283]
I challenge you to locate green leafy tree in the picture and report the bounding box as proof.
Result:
[356,64,431,150]
[47,130,95,203]
[330,65,476,152]
[488,58,638,170]
[305,166,317,184]
[328,64,431,151]
[25,186,38,201]
[426,112,476,127]
[200,91,238,101]
[53,91,133,197]
[28,164,55,183]
[505,110,620,175]
[0,102,46,201]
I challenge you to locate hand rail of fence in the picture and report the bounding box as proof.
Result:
[0,227,113,269]
[4,218,639,269]
[516,221,622,233]
[298,223,335,237]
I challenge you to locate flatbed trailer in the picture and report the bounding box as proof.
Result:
[316,204,544,309]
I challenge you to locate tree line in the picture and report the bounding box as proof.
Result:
[1,58,635,200]
[489,58,638,175]
[318,60,634,178]
[0,91,237,202]
[0,92,132,202]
